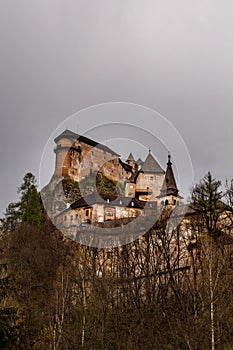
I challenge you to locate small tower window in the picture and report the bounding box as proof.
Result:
[165,200,169,206]
[107,251,113,259]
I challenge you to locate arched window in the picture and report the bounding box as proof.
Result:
[161,201,164,206]
[165,199,169,206]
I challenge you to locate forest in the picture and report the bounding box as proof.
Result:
[1,172,233,350]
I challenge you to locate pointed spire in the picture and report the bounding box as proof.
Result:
[141,151,164,174]
[136,158,144,166]
[159,154,180,197]
[126,152,135,162]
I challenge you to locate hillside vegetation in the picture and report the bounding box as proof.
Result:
[1,172,233,349]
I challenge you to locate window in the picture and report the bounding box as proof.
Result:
[70,215,73,221]
[76,214,79,220]
[64,215,67,221]
[105,209,113,216]
[165,200,169,206]
[107,251,113,259]
[85,209,89,217]
[150,176,154,180]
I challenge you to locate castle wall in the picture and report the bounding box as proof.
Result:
[54,137,130,183]
[56,202,142,228]
[136,173,164,200]
[159,195,182,206]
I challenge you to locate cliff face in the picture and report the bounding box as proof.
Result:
[41,171,124,219]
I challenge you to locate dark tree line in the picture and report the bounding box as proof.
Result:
[0,172,233,349]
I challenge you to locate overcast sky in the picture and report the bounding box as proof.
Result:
[1,1,233,216]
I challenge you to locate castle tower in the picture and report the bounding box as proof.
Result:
[157,154,183,206]
[54,129,80,176]
[135,150,165,201]
[136,158,144,170]
[126,152,137,173]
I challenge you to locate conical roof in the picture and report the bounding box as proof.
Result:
[141,151,164,174]
[136,158,144,166]
[127,152,135,162]
[159,155,181,197]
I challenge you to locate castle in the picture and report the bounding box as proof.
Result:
[51,129,183,229]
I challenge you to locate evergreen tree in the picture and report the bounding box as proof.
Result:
[1,202,21,233]
[1,173,43,233]
[190,172,230,350]
[17,173,43,228]
[191,171,225,239]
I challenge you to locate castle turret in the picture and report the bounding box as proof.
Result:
[54,129,78,176]
[157,154,183,206]
[135,150,165,201]
[126,152,137,173]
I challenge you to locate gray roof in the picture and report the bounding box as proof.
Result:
[141,152,164,174]
[158,155,182,198]
[54,129,120,156]
[127,152,135,162]
[136,158,144,166]
[70,192,146,210]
